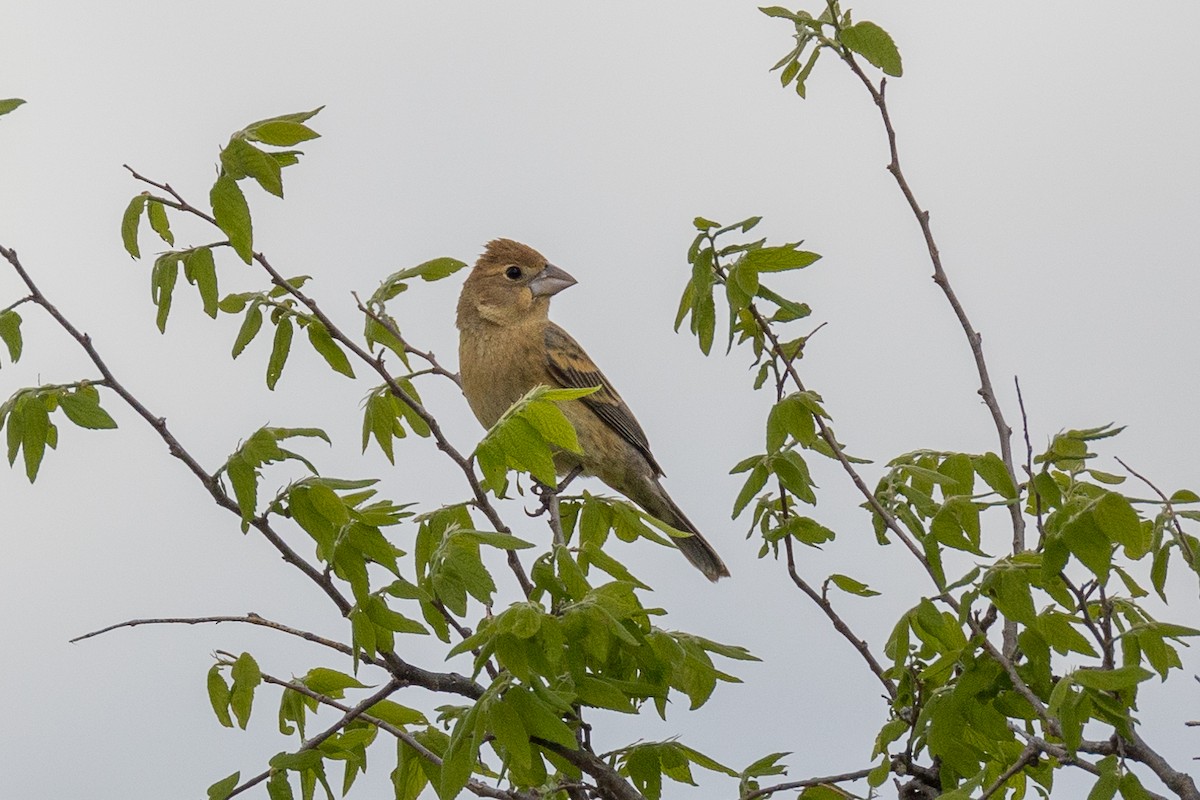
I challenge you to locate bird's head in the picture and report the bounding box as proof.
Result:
[457,239,577,328]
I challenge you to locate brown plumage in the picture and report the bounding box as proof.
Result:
[456,238,729,581]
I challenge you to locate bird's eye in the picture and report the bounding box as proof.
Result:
[504,266,523,280]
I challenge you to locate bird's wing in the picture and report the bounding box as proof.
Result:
[544,322,664,476]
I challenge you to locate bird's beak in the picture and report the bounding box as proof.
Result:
[528,263,577,297]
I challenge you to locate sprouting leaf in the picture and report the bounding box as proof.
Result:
[245,120,321,147]
[306,321,355,378]
[207,664,234,728]
[972,452,1016,500]
[827,573,880,597]
[0,98,26,117]
[1071,665,1152,692]
[266,316,294,390]
[840,21,903,77]
[146,199,174,245]
[0,310,23,364]
[58,386,117,429]
[221,137,284,198]
[150,252,180,333]
[121,194,148,258]
[207,772,241,800]
[183,247,219,318]
[230,652,262,729]
[211,174,253,263]
[741,246,821,273]
[232,301,264,358]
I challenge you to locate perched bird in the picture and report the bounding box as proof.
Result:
[456,238,729,581]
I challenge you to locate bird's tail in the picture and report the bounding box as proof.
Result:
[638,480,730,582]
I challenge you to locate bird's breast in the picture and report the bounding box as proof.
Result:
[458,322,550,429]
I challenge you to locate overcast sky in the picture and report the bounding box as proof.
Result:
[3,2,1199,798]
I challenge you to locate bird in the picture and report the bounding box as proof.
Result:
[456,238,729,581]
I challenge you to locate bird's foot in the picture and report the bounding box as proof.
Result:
[524,466,583,518]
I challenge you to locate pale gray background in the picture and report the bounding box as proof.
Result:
[2,2,1198,798]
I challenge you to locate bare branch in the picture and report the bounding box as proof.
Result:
[784,538,896,700]
[854,67,1024,549]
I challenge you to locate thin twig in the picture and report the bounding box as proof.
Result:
[1015,377,1046,545]
[1,294,34,315]
[741,767,873,800]
[260,673,531,800]
[1117,457,1198,568]
[353,292,462,386]
[842,65,1025,554]
[0,244,353,614]
[533,739,646,800]
[252,250,534,598]
[124,166,534,599]
[710,255,932,576]
[978,745,1039,800]
[225,678,403,798]
[784,537,896,700]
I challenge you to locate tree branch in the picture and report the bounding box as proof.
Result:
[260,672,532,800]
[978,745,1039,800]
[225,677,403,798]
[740,767,873,800]
[533,739,645,800]
[784,538,896,700]
[0,243,354,615]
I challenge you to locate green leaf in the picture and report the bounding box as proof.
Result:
[973,452,1016,500]
[827,573,880,597]
[455,530,535,550]
[1094,493,1142,555]
[120,194,147,258]
[267,772,294,800]
[232,302,264,358]
[246,106,324,128]
[226,455,258,521]
[21,395,48,481]
[1072,665,1152,691]
[184,247,220,318]
[840,20,903,77]
[306,322,355,378]
[221,137,284,198]
[732,461,768,518]
[230,652,262,729]
[146,199,174,245]
[211,173,253,264]
[151,253,180,333]
[384,257,469,285]
[767,395,817,452]
[246,120,321,147]
[1087,756,1120,800]
[266,316,294,390]
[58,386,118,429]
[0,310,23,364]
[300,667,368,698]
[741,246,821,273]
[207,771,241,800]
[0,98,26,117]
[207,664,234,728]
[1062,510,1112,581]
